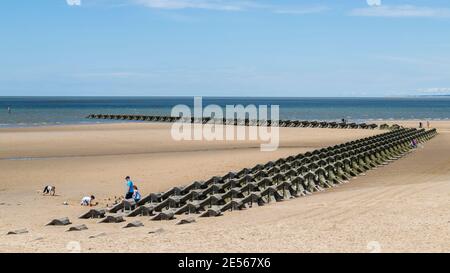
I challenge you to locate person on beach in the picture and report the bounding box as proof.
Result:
[7,106,11,114]
[125,176,134,199]
[411,139,418,149]
[132,185,141,203]
[81,195,96,206]
[42,185,56,196]
[419,122,423,128]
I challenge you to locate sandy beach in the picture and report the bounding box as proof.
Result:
[4,0,450,258]
[0,121,449,253]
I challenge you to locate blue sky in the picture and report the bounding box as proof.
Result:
[1,0,450,97]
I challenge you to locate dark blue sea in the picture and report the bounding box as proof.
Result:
[1,97,450,127]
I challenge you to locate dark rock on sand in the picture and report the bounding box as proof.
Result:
[99,215,125,223]
[151,211,175,221]
[7,228,29,235]
[67,224,88,232]
[148,228,164,234]
[79,209,106,219]
[176,217,196,225]
[123,220,144,228]
[89,232,107,239]
[47,217,72,226]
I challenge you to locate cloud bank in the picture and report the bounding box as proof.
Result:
[133,0,328,14]
[66,0,82,6]
[418,87,450,94]
[133,0,243,11]
[351,5,450,18]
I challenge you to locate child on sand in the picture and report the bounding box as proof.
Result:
[81,195,96,206]
[132,185,141,203]
[42,185,56,196]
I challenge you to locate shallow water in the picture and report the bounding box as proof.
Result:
[1,96,449,127]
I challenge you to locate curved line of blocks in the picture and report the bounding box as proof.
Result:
[86,114,385,129]
[80,128,437,222]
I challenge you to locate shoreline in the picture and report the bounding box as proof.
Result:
[2,117,450,130]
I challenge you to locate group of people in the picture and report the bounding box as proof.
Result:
[419,121,430,129]
[43,185,98,206]
[124,176,141,203]
[79,176,141,206]
[42,176,142,207]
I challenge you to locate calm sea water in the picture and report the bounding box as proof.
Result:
[1,97,450,128]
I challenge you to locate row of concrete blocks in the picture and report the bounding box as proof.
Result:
[79,128,436,221]
[124,129,435,215]
[86,114,379,129]
[139,128,434,200]
[379,124,403,130]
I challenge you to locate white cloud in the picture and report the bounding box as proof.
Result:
[133,0,328,14]
[366,0,381,7]
[274,6,329,15]
[133,0,244,11]
[72,72,154,79]
[66,0,82,6]
[351,5,450,18]
[417,87,450,94]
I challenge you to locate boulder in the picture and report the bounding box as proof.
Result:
[200,208,222,218]
[89,232,107,239]
[151,211,175,221]
[148,228,164,234]
[7,228,28,235]
[79,209,106,219]
[99,215,124,223]
[176,217,196,225]
[123,221,144,228]
[67,224,88,232]
[46,217,71,226]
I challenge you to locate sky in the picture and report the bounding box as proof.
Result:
[1,0,450,97]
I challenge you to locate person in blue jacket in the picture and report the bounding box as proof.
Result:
[132,185,141,203]
[125,176,134,199]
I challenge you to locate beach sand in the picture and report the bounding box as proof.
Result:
[0,121,449,252]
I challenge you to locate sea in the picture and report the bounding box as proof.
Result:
[1,96,450,128]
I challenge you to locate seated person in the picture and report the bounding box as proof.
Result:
[81,195,96,206]
[43,185,56,196]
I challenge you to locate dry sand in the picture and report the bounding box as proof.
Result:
[0,122,449,253]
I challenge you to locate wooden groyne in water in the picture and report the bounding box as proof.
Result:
[86,114,381,129]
